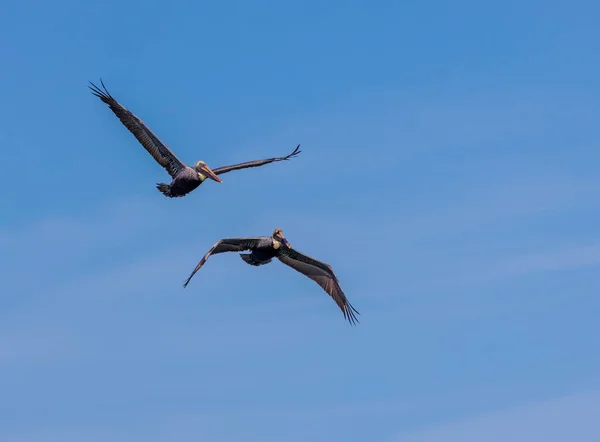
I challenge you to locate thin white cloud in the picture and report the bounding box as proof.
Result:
[4,165,597,316]
[0,198,360,363]
[459,243,600,285]
[497,243,600,276]
[393,389,600,442]
[0,196,165,294]
[0,389,497,442]
[0,330,74,365]
[9,387,596,442]
[240,86,590,166]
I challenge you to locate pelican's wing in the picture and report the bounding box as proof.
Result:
[277,248,359,325]
[183,237,265,288]
[211,144,301,176]
[89,80,186,178]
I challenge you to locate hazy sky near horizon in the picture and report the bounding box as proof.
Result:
[1,0,600,441]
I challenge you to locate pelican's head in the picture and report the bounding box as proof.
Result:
[194,161,222,183]
[272,228,291,249]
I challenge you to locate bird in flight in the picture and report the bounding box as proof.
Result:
[89,80,301,198]
[183,228,360,325]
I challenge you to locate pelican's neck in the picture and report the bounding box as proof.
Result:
[272,239,281,249]
[197,171,207,182]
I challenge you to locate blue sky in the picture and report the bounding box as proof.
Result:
[1,0,600,440]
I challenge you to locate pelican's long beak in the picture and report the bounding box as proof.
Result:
[280,237,291,248]
[200,164,223,183]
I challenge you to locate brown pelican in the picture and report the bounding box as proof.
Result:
[183,228,360,325]
[89,80,301,198]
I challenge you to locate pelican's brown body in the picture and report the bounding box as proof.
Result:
[155,163,214,198]
[183,228,360,325]
[89,80,301,198]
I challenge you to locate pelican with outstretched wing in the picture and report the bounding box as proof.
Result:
[183,228,360,325]
[89,80,300,198]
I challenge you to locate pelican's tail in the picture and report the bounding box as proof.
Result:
[156,183,171,197]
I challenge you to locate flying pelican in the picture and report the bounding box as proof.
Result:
[89,80,301,198]
[183,228,360,325]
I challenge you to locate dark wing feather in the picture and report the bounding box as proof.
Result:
[183,237,265,288]
[211,144,301,176]
[277,248,359,325]
[89,80,186,178]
